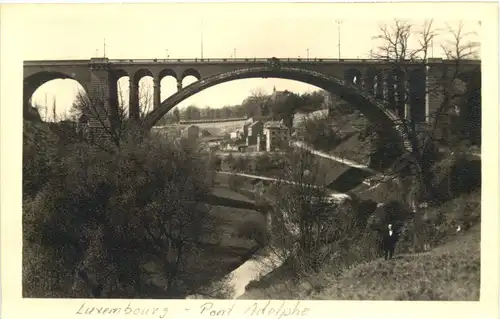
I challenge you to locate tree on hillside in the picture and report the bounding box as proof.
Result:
[365,19,480,202]
[173,107,181,122]
[362,20,480,252]
[24,91,238,298]
[183,105,201,121]
[23,134,224,298]
[298,112,349,151]
[245,88,270,117]
[297,91,325,113]
[271,91,302,129]
[261,148,362,276]
[65,81,166,151]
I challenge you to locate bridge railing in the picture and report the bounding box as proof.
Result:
[107,57,425,64]
[24,57,480,66]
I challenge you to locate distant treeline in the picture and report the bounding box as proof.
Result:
[157,90,328,125]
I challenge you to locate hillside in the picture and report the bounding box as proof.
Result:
[238,188,481,301]
[239,224,480,300]
[311,225,480,300]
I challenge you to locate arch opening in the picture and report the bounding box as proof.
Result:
[182,75,199,90]
[159,69,178,102]
[132,69,154,85]
[28,74,86,122]
[144,66,409,155]
[138,76,154,116]
[365,68,379,96]
[117,76,131,117]
[181,68,201,81]
[344,68,363,89]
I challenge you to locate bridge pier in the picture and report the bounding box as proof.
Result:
[108,76,120,131]
[394,71,406,119]
[177,79,182,91]
[153,78,161,110]
[129,82,140,123]
[382,73,389,102]
[87,59,114,141]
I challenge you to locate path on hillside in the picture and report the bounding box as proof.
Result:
[289,140,481,188]
[289,140,382,191]
[216,171,350,200]
[290,140,377,174]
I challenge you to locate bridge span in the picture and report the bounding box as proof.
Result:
[24,56,480,157]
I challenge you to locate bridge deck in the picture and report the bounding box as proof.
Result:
[23,57,481,67]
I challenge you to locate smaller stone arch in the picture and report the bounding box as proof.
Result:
[158,68,177,81]
[181,68,201,81]
[111,69,129,81]
[344,68,363,88]
[24,71,87,110]
[132,68,154,85]
[365,67,379,95]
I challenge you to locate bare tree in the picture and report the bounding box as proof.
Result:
[70,87,128,151]
[259,147,362,278]
[362,20,481,252]
[246,88,271,117]
[66,80,163,152]
[367,20,479,198]
[138,81,155,119]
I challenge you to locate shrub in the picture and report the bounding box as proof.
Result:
[208,154,222,171]
[299,115,344,152]
[235,220,268,245]
[23,131,219,298]
[228,174,246,191]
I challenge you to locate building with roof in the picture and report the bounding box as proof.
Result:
[181,125,200,141]
[263,120,290,152]
[246,120,264,146]
[269,86,289,105]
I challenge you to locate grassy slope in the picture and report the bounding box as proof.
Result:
[312,225,480,300]
[239,224,480,300]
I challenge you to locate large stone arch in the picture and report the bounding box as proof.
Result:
[23,71,88,110]
[143,66,412,152]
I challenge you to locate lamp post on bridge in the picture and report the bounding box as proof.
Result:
[201,19,204,60]
[306,48,310,60]
[335,19,343,60]
[103,38,106,58]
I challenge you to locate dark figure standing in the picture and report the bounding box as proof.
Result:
[382,224,398,260]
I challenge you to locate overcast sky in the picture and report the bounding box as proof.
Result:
[13,3,481,120]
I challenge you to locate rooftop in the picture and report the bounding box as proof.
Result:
[249,120,262,128]
[264,120,289,130]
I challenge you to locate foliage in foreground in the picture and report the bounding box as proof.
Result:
[240,190,480,300]
[23,120,229,298]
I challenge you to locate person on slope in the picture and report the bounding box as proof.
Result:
[382,224,398,260]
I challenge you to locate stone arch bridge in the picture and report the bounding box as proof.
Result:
[24,57,480,151]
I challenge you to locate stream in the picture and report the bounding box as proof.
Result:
[185,193,350,299]
[186,247,284,299]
